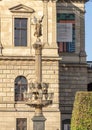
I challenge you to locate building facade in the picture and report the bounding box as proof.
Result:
[0,0,90,130]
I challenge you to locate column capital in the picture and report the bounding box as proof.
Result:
[33,40,42,50]
[42,0,49,2]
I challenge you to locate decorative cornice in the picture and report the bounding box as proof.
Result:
[0,56,34,61]
[60,63,87,67]
[58,0,89,3]
[0,56,61,61]
[42,0,57,2]
[42,0,49,2]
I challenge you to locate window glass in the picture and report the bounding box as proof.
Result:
[16,118,27,130]
[57,13,75,53]
[87,83,92,91]
[15,76,27,101]
[14,18,27,46]
[64,124,70,130]
[62,119,71,130]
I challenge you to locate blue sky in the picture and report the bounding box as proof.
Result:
[85,0,92,61]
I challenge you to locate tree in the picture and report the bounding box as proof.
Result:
[71,92,92,130]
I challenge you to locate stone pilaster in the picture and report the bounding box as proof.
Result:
[52,0,58,48]
[43,0,48,46]
[79,9,87,63]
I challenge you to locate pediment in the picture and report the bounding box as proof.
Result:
[9,4,34,13]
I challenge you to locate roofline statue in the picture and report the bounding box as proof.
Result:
[32,15,44,40]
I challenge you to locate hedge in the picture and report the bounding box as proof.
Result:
[71,92,92,130]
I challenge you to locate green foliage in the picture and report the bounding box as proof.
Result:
[71,92,92,130]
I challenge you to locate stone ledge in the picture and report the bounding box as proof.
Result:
[0,56,62,61]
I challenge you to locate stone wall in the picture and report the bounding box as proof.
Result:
[0,0,88,129]
[59,62,87,119]
[88,69,92,84]
[0,58,61,130]
[0,111,60,130]
[0,0,58,57]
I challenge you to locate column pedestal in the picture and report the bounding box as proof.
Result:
[32,115,46,130]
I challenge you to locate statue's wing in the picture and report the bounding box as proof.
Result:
[40,15,44,22]
[33,16,37,24]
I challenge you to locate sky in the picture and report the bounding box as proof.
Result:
[85,0,92,61]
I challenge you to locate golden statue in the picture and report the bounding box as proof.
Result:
[34,16,44,38]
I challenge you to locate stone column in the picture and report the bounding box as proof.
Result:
[79,10,86,63]
[0,18,3,56]
[0,43,3,55]
[33,41,42,83]
[32,40,46,130]
[43,0,48,45]
[52,0,58,48]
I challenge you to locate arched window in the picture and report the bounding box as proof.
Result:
[15,76,27,101]
[87,83,92,91]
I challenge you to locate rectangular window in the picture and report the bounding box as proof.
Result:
[14,18,27,46]
[16,118,27,130]
[57,13,75,53]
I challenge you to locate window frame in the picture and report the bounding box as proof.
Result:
[12,14,31,48]
[14,76,28,102]
[87,83,92,91]
[14,18,28,47]
[57,13,75,53]
[62,119,71,130]
[16,118,27,130]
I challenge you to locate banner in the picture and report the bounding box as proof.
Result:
[57,23,72,42]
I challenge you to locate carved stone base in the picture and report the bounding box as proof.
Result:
[32,115,46,130]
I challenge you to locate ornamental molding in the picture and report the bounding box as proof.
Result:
[42,0,57,2]
[9,4,35,13]
[0,56,61,61]
[58,0,89,3]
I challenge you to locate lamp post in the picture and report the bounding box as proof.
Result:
[24,39,53,130]
[24,16,53,130]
